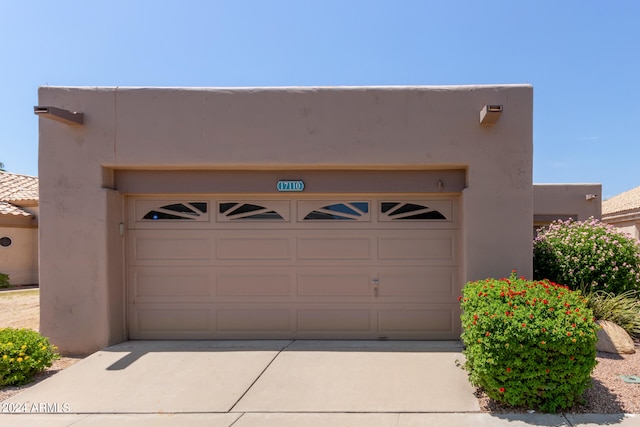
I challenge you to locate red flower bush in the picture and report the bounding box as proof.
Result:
[460,272,598,412]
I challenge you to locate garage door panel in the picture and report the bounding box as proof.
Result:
[378,234,455,261]
[298,270,372,297]
[134,307,212,334]
[130,230,214,263]
[216,271,293,297]
[297,309,372,332]
[216,237,292,260]
[377,307,454,333]
[297,237,372,260]
[378,267,457,300]
[216,309,291,332]
[130,267,213,299]
[135,237,212,261]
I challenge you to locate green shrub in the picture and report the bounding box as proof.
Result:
[0,273,9,288]
[585,290,640,338]
[0,328,59,387]
[460,272,598,413]
[534,218,640,295]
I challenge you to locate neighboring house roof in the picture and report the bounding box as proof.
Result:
[0,201,33,217]
[0,171,39,203]
[0,171,39,223]
[602,185,640,216]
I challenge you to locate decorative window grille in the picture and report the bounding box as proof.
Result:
[380,202,446,220]
[219,202,284,220]
[303,202,369,221]
[143,202,208,220]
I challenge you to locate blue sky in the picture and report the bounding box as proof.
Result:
[1,1,638,199]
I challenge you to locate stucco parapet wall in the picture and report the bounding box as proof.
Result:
[533,183,602,222]
[41,84,531,91]
[39,84,533,170]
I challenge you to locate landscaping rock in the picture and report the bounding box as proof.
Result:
[596,320,636,354]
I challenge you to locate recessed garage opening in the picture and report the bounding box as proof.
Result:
[126,194,462,340]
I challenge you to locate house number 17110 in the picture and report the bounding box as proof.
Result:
[277,180,305,192]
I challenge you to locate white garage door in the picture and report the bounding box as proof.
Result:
[126,196,461,339]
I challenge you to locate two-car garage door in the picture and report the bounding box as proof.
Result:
[126,196,461,340]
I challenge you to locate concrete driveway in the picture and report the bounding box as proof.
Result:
[1,340,635,426]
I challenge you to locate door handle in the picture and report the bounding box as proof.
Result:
[371,278,379,298]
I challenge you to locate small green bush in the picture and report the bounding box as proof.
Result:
[0,328,59,387]
[0,273,9,288]
[534,218,640,295]
[460,272,598,413]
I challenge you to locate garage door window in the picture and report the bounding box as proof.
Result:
[143,202,208,220]
[302,202,370,221]
[217,201,288,221]
[380,202,447,221]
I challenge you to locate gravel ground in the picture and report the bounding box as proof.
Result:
[1,288,82,403]
[477,343,640,414]
[0,290,39,330]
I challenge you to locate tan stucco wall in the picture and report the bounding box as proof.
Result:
[533,184,602,230]
[0,226,38,285]
[602,215,640,241]
[38,85,533,354]
[615,223,640,240]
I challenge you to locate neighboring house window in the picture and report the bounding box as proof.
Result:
[143,202,208,220]
[0,237,12,247]
[380,202,446,220]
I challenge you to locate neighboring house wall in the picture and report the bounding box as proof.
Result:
[0,172,39,286]
[38,85,533,354]
[533,184,602,235]
[611,221,640,240]
[602,185,640,241]
[0,226,38,285]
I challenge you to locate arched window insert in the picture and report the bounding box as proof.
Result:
[219,203,284,220]
[143,202,208,220]
[303,202,369,220]
[380,202,447,220]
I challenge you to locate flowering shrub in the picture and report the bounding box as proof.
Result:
[460,273,598,413]
[534,218,640,294]
[0,328,59,387]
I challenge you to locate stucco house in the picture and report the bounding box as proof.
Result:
[602,185,640,240]
[35,84,600,355]
[533,183,602,235]
[0,171,39,286]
